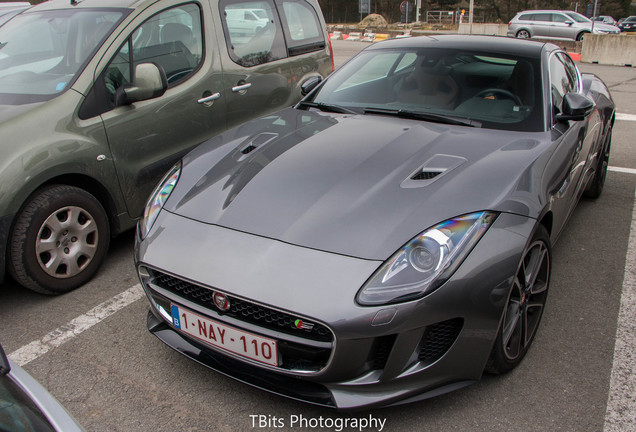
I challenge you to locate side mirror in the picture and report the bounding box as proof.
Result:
[300,76,323,96]
[556,92,595,122]
[116,63,168,106]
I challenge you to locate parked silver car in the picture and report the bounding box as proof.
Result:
[508,10,620,41]
[0,344,83,431]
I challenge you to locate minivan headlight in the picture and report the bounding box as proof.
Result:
[356,212,497,306]
[139,161,181,239]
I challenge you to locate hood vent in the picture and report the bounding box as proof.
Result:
[241,145,257,155]
[236,132,279,160]
[411,170,442,181]
[401,154,467,188]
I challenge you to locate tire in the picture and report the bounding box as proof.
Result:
[486,224,551,374]
[576,32,588,41]
[516,29,531,39]
[8,185,110,295]
[584,127,612,199]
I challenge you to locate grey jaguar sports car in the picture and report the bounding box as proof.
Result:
[135,35,615,409]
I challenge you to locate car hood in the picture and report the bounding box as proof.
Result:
[0,100,45,124]
[165,108,549,260]
[589,22,620,31]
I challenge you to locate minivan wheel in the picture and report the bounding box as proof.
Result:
[9,185,110,295]
[486,224,551,374]
[516,29,531,38]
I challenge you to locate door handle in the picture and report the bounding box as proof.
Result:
[197,92,221,104]
[232,83,252,93]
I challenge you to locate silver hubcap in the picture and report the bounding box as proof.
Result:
[501,240,549,361]
[35,206,98,278]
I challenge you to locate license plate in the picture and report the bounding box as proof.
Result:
[171,304,279,367]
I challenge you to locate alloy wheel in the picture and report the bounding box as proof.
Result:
[501,240,550,361]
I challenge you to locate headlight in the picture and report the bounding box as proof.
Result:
[139,161,181,239]
[356,211,497,306]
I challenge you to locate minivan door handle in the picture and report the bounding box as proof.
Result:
[232,82,252,93]
[197,92,221,105]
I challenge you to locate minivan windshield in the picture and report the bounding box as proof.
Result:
[0,8,126,103]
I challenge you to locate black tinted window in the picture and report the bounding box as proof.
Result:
[220,0,286,67]
[534,14,552,22]
[276,0,325,55]
[549,53,578,116]
[103,3,203,105]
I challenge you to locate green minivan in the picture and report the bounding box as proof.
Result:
[0,0,333,294]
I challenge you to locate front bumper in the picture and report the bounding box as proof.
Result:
[137,210,536,409]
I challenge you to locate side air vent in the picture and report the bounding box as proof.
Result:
[401,154,467,188]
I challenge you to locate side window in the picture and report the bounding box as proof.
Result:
[276,0,325,55]
[519,14,534,21]
[549,53,576,116]
[103,3,203,104]
[559,53,580,92]
[552,14,568,23]
[534,14,551,22]
[220,0,286,67]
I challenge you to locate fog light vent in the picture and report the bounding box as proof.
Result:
[418,318,463,363]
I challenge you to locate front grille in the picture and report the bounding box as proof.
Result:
[418,318,463,363]
[150,269,333,343]
[146,269,334,372]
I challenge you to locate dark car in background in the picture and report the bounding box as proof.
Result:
[0,0,332,295]
[618,16,636,31]
[136,35,615,409]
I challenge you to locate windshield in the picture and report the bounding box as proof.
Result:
[309,47,543,132]
[564,12,590,23]
[0,8,126,103]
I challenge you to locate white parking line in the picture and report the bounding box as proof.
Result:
[8,284,144,367]
[616,113,636,122]
[609,166,636,175]
[604,188,636,431]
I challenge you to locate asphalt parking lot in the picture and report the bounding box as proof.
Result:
[1,39,635,432]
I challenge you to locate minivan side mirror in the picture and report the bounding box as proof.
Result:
[116,63,168,106]
[301,76,323,96]
[556,92,595,122]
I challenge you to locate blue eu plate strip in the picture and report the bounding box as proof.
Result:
[171,305,181,329]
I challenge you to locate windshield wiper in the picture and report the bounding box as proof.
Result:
[297,101,358,114]
[364,107,480,128]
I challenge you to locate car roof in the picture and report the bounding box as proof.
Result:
[29,0,155,11]
[367,35,550,59]
[518,10,577,14]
